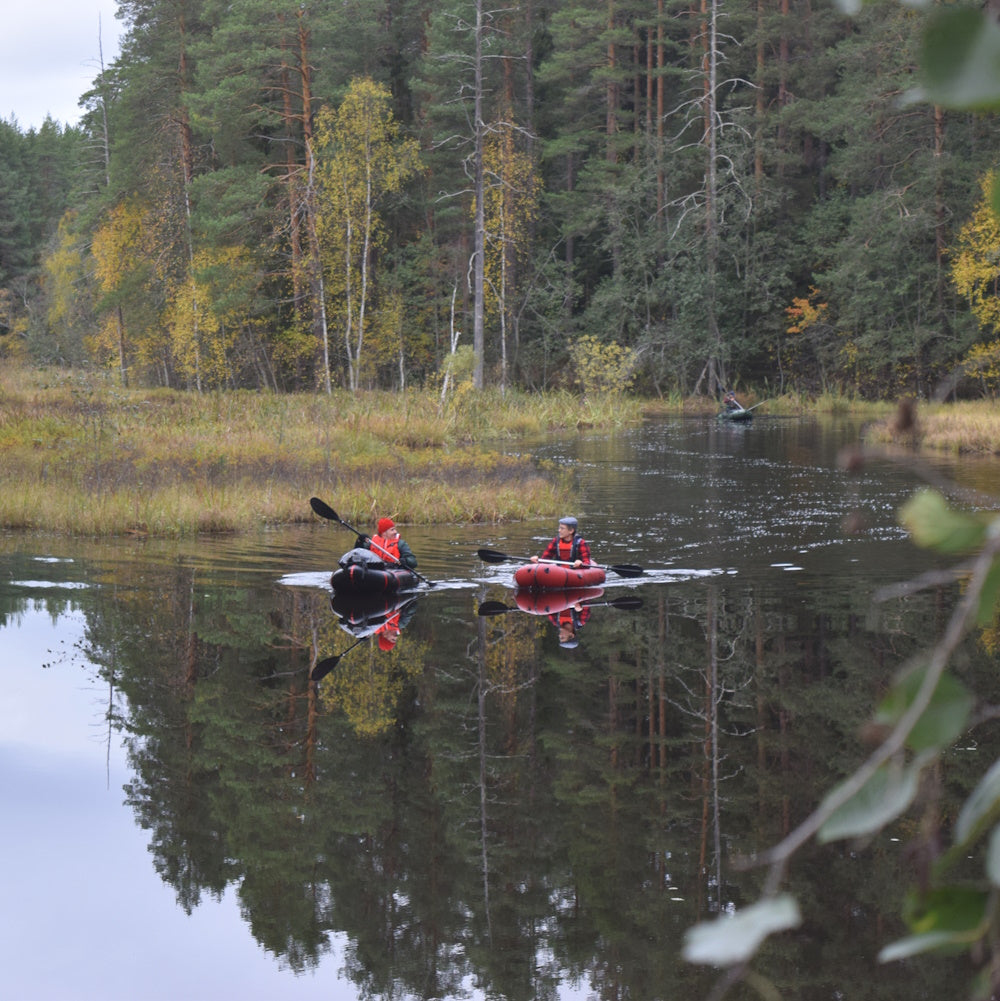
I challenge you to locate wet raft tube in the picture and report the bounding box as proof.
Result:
[514,587,604,615]
[330,549,420,595]
[513,563,606,590]
[330,563,420,594]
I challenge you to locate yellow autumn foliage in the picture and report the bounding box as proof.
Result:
[951,171,1000,393]
[574,334,636,395]
[315,77,421,391]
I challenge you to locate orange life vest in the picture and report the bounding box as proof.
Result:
[371,533,401,563]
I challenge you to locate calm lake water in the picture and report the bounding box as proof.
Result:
[2,416,994,1000]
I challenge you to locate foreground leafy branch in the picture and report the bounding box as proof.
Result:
[684,5,1000,991]
[684,426,1000,999]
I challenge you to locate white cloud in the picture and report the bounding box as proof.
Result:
[1,1,123,130]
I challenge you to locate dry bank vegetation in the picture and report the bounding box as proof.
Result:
[0,366,644,536]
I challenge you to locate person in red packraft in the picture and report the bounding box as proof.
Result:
[363,517,418,568]
[531,516,592,568]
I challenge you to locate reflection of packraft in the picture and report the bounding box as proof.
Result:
[330,547,421,594]
[330,591,420,638]
[514,587,604,615]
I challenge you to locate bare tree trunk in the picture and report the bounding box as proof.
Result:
[477,615,493,942]
[472,0,486,390]
[701,0,724,393]
[297,12,332,394]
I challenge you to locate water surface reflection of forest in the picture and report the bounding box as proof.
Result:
[3,417,989,1000]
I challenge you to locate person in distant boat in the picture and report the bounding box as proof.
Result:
[531,516,592,568]
[361,517,418,568]
[723,390,743,412]
[549,601,591,649]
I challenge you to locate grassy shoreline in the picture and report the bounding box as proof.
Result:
[0,366,644,536]
[1,365,993,536]
[862,399,1000,455]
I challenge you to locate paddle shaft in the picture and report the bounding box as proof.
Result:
[476,547,643,578]
[310,497,435,587]
[725,399,766,414]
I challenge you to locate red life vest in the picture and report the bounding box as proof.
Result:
[371,533,401,563]
[555,535,581,563]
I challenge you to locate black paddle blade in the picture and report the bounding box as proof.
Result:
[609,564,644,578]
[478,600,513,616]
[605,595,644,610]
[477,548,511,564]
[310,654,341,682]
[309,496,340,522]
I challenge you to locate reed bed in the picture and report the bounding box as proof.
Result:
[864,400,1000,455]
[0,366,637,536]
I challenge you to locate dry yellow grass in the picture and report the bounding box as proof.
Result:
[865,400,1000,455]
[0,365,639,535]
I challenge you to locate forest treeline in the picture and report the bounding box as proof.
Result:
[3,0,1000,399]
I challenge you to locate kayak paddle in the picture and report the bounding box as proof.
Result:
[476,547,644,579]
[310,497,436,588]
[310,639,366,682]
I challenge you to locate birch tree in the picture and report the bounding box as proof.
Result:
[315,78,420,391]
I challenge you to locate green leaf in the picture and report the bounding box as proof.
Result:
[818,761,920,843]
[682,896,802,966]
[955,757,1000,845]
[908,886,988,937]
[976,558,1000,626]
[899,489,990,554]
[879,931,965,963]
[919,8,1000,111]
[987,827,1000,887]
[875,666,973,753]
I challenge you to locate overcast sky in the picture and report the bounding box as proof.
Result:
[2,1,124,130]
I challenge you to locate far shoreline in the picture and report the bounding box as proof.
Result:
[0,364,993,536]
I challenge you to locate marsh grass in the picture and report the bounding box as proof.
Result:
[864,400,1000,455]
[0,366,639,535]
[640,390,893,418]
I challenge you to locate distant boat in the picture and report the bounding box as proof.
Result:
[717,406,753,423]
[718,396,766,423]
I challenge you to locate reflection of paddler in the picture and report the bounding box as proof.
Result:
[376,609,402,651]
[514,586,602,649]
[549,604,589,648]
[329,592,419,641]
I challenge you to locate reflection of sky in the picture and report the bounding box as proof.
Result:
[1,606,358,1000]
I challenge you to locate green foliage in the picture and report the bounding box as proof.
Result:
[899,489,992,555]
[2,0,1000,398]
[917,7,1000,111]
[686,462,1000,992]
[573,334,636,396]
